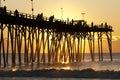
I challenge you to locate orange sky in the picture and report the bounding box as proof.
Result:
[1,0,120,53]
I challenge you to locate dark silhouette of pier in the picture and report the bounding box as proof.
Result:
[0,7,113,68]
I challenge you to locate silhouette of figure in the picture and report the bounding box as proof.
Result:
[76,20,83,27]
[14,9,19,17]
[36,13,43,21]
[0,7,2,13]
[49,15,54,22]
[83,21,88,28]
[91,22,94,28]
[3,6,7,14]
[71,19,74,25]
[0,6,6,14]
[101,23,103,28]
[105,22,108,28]
[20,13,24,18]
[67,18,69,24]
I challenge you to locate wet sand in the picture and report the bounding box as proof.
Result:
[0,69,120,79]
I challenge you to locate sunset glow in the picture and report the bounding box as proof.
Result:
[1,1,120,79]
[61,66,71,70]
[12,67,18,72]
[2,0,119,53]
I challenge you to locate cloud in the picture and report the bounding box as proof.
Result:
[101,35,120,41]
[112,36,120,41]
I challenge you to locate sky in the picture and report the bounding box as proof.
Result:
[1,0,120,53]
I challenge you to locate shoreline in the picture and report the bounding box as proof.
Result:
[0,69,120,79]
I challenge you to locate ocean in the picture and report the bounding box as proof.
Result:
[0,53,120,80]
[0,77,118,80]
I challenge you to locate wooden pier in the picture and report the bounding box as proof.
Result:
[0,7,113,68]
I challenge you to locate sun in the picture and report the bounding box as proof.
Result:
[12,67,18,72]
[61,66,71,70]
[94,35,98,39]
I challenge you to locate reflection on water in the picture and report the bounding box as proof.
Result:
[1,60,120,71]
[0,77,117,80]
[0,53,120,71]
[0,54,119,80]
[6,61,120,71]
[61,66,71,70]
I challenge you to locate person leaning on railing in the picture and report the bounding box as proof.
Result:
[36,13,44,21]
[0,6,7,14]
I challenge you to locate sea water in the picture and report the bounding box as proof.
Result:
[0,53,120,80]
[0,77,118,80]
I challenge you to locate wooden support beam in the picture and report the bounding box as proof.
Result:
[100,32,103,61]
[0,23,6,67]
[106,32,112,61]
[83,37,86,61]
[17,26,22,66]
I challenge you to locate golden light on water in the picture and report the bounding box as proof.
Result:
[24,68,32,71]
[60,59,69,64]
[94,35,98,39]
[61,66,71,70]
[12,67,18,72]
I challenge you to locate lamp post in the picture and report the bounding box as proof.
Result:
[81,13,86,20]
[61,8,63,21]
[31,0,34,15]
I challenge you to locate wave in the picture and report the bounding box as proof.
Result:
[0,68,120,79]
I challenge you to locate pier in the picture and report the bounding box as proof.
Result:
[0,7,113,68]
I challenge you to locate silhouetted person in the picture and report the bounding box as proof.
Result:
[49,15,54,22]
[83,21,86,27]
[91,22,94,28]
[40,13,43,19]
[3,6,7,14]
[0,7,2,13]
[76,20,83,27]
[83,21,89,28]
[105,22,108,28]
[20,13,24,18]
[0,6,6,14]
[14,9,19,17]
[67,18,69,24]
[80,21,83,26]
[101,23,103,28]
[36,13,43,21]
[71,19,74,25]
